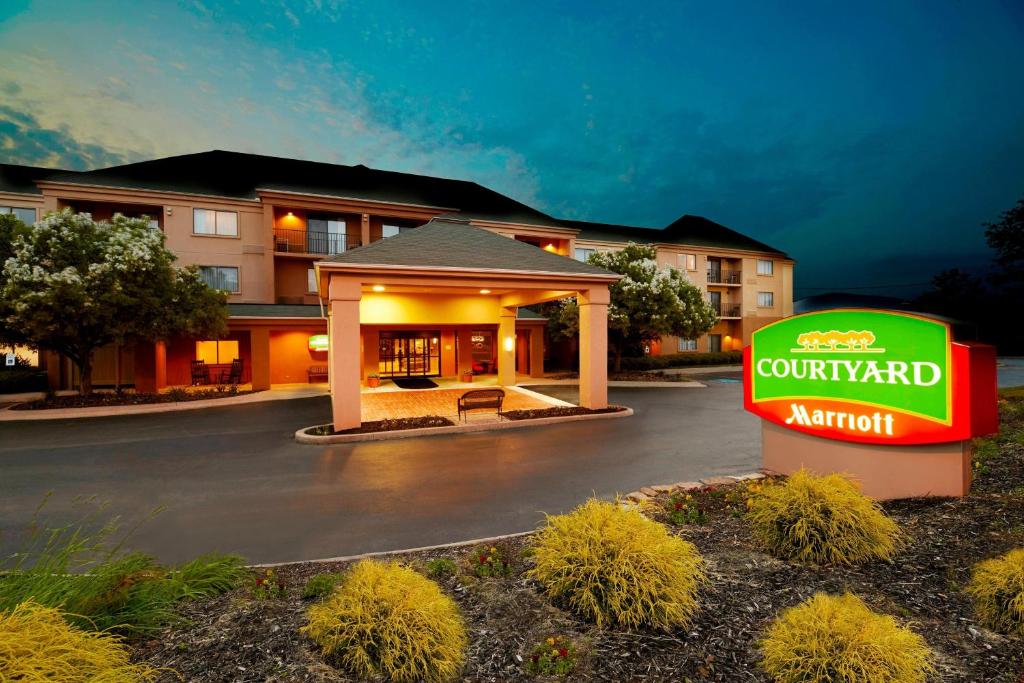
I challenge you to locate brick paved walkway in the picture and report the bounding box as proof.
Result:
[360,387,551,422]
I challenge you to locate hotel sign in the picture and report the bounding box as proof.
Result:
[744,309,995,445]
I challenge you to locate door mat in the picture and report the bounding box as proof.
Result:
[391,377,439,390]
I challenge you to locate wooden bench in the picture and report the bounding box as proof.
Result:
[457,388,505,422]
[307,366,329,383]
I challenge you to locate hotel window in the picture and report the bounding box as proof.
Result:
[679,253,697,270]
[307,268,317,293]
[575,247,595,262]
[382,224,413,238]
[757,258,774,276]
[193,209,238,236]
[198,266,240,293]
[195,339,239,365]
[708,334,723,353]
[0,206,36,224]
[757,291,774,308]
[677,338,698,352]
[308,216,347,253]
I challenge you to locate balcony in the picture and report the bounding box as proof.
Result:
[707,269,741,285]
[274,228,360,256]
[712,302,741,318]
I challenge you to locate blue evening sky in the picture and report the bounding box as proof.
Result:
[1,0,1022,296]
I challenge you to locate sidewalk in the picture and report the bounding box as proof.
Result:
[0,384,329,421]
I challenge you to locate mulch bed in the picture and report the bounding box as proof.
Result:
[135,396,1024,682]
[11,388,256,410]
[307,415,455,436]
[503,406,627,420]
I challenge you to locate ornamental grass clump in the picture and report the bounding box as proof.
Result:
[301,560,467,683]
[0,601,158,682]
[760,592,934,683]
[964,547,1024,635]
[747,469,903,565]
[528,498,706,630]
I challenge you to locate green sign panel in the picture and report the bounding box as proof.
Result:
[750,310,951,424]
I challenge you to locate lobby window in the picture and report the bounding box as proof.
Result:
[198,266,240,293]
[575,247,595,262]
[679,253,697,270]
[307,268,317,293]
[758,291,775,308]
[193,209,238,236]
[677,338,697,352]
[195,339,239,364]
[0,206,36,224]
[757,259,774,276]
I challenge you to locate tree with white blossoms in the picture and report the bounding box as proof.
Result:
[0,209,228,395]
[546,243,718,371]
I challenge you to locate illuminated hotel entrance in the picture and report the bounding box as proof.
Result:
[378,331,441,378]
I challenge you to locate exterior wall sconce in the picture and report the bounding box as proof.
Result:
[504,336,515,352]
[372,285,385,292]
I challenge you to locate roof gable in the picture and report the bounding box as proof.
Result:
[324,218,616,277]
[0,163,74,195]
[566,214,789,257]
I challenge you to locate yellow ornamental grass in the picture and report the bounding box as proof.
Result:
[965,547,1024,635]
[761,593,934,683]
[747,469,903,565]
[301,560,467,683]
[0,601,158,682]
[528,498,706,630]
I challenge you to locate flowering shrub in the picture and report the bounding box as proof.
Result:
[253,568,285,600]
[469,544,512,578]
[667,492,706,525]
[525,634,577,676]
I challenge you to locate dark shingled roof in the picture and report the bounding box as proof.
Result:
[43,150,566,228]
[0,163,74,195]
[564,214,789,257]
[228,303,324,318]
[325,217,617,278]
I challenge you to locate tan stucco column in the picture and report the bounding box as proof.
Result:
[578,287,609,409]
[529,328,545,378]
[329,276,363,431]
[497,307,517,386]
[250,327,271,391]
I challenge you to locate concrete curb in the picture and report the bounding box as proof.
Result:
[621,471,767,503]
[295,406,634,444]
[253,470,768,568]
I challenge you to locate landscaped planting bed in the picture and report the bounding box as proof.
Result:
[502,405,627,420]
[306,415,456,435]
[5,393,1022,681]
[11,386,257,410]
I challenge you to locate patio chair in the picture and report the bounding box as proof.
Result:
[457,388,505,422]
[219,358,243,385]
[190,360,210,386]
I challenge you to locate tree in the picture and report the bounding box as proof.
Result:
[547,243,718,371]
[0,209,228,394]
[984,198,1024,284]
[0,212,32,346]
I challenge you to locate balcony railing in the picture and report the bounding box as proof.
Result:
[707,269,741,284]
[273,228,360,255]
[712,302,741,318]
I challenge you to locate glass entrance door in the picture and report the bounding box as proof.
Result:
[378,331,441,378]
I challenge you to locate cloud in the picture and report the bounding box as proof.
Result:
[0,105,138,170]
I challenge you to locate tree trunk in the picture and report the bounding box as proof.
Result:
[78,353,93,396]
[612,346,622,373]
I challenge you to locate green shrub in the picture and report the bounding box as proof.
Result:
[0,507,246,636]
[302,560,467,682]
[425,557,459,579]
[747,469,903,565]
[965,547,1024,635]
[0,601,159,681]
[761,592,934,683]
[302,572,344,600]
[528,499,706,629]
[619,351,742,371]
[0,366,48,393]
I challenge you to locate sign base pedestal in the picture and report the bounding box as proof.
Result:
[762,420,972,500]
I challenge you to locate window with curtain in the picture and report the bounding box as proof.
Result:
[758,291,775,307]
[0,206,36,224]
[198,266,240,293]
[193,209,238,236]
[757,259,774,275]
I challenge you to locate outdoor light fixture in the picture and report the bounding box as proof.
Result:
[372,285,385,292]
[479,289,491,294]
[286,211,294,217]
[544,243,556,252]
[504,336,514,352]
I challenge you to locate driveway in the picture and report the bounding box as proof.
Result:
[0,383,758,565]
